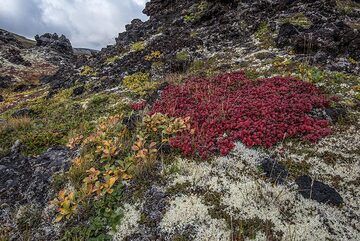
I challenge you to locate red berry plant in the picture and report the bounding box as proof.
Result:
[151,72,331,159]
[131,100,147,111]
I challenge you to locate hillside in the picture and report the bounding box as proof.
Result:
[0,0,359,240]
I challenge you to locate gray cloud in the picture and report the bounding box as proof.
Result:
[0,0,149,49]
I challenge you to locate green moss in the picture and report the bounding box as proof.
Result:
[131,41,145,52]
[184,14,197,23]
[105,55,121,64]
[254,22,275,48]
[176,51,190,62]
[298,65,325,83]
[166,181,192,196]
[80,66,97,76]
[122,72,158,97]
[255,22,275,48]
[183,1,208,23]
[236,218,276,240]
[189,57,218,76]
[281,159,311,177]
[281,13,312,28]
[16,206,42,238]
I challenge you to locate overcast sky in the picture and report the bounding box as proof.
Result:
[0,0,149,49]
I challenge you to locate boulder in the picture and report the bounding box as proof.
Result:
[260,158,289,184]
[35,33,73,56]
[0,145,72,206]
[72,85,85,96]
[0,75,12,88]
[296,175,343,206]
[3,48,31,66]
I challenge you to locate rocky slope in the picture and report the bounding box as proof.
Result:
[0,0,360,240]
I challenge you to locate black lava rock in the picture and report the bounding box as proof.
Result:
[260,158,288,184]
[276,23,302,48]
[11,108,35,118]
[146,82,169,106]
[3,48,31,66]
[13,83,37,92]
[123,114,141,131]
[0,145,72,206]
[72,85,85,96]
[0,75,13,88]
[296,175,343,206]
[325,107,347,122]
[35,33,73,56]
[0,29,22,47]
[40,66,77,90]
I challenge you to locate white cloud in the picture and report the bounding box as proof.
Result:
[0,0,149,49]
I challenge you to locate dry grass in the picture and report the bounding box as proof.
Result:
[0,116,32,133]
[164,72,188,85]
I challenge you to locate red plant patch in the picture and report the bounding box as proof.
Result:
[131,100,147,111]
[151,72,331,159]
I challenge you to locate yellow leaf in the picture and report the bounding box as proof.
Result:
[59,208,70,215]
[68,192,75,200]
[54,215,64,223]
[122,173,132,180]
[108,177,117,187]
[59,190,66,200]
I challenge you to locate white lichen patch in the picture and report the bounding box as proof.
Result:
[160,194,230,241]
[112,203,142,241]
[169,158,213,187]
[161,138,360,241]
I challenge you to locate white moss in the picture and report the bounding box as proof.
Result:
[112,203,141,241]
[160,194,230,241]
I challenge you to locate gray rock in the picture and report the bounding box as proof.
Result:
[35,33,73,56]
[11,108,35,118]
[0,145,73,206]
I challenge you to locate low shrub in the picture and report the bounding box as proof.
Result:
[122,72,158,96]
[151,72,332,159]
[53,113,190,224]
